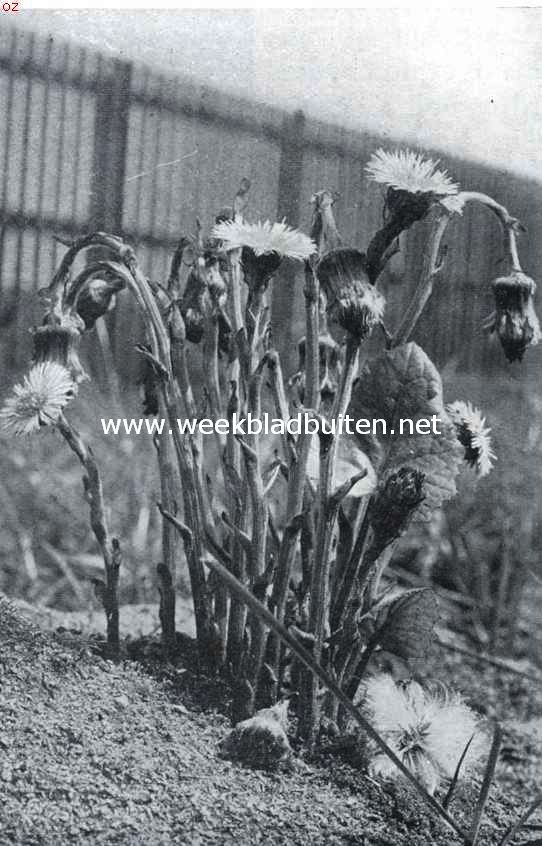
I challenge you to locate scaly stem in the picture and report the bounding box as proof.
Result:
[227,249,251,389]
[120,250,214,665]
[203,314,228,656]
[154,427,178,658]
[225,380,247,678]
[300,334,360,741]
[457,190,524,272]
[392,191,525,347]
[242,361,269,704]
[160,505,468,843]
[392,209,451,347]
[267,263,320,684]
[56,413,120,657]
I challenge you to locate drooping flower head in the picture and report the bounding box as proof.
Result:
[365,675,486,795]
[0,362,76,435]
[447,400,496,478]
[316,248,386,339]
[75,272,125,330]
[32,312,87,384]
[212,219,316,290]
[484,270,541,362]
[179,251,230,349]
[365,149,459,197]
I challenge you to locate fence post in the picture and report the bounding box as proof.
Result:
[272,110,306,371]
[89,58,132,234]
[88,58,132,386]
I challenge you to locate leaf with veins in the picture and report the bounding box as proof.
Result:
[349,342,462,521]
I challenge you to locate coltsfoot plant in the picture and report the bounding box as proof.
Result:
[2,149,539,842]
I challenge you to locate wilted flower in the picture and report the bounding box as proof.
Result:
[484,270,541,362]
[179,254,231,351]
[32,315,87,383]
[316,249,385,338]
[447,400,496,477]
[365,674,485,795]
[365,149,459,197]
[0,362,76,435]
[370,467,425,552]
[212,219,316,291]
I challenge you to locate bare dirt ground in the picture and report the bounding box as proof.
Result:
[1,596,541,846]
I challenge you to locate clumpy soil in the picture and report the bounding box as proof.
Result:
[0,596,541,846]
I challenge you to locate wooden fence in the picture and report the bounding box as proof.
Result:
[2,22,542,386]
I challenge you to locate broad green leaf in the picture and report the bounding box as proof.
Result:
[349,342,462,520]
[376,587,440,673]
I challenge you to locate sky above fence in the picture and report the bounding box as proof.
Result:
[15,8,542,183]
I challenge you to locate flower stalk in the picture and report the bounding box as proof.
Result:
[55,412,121,657]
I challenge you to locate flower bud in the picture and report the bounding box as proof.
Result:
[316,248,385,339]
[180,253,228,344]
[370,467,425,551]
[485,270,541,362]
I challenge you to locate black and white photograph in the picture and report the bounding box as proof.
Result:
[0,7,541,844]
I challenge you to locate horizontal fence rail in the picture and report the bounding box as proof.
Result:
[1,22,542,385]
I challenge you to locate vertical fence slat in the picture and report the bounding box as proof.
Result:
[271,110,305,368]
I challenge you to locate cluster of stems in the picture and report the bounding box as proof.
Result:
[22,178,534,842]
[41,186,524,730]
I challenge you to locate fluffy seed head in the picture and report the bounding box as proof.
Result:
[365,674,486,795]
